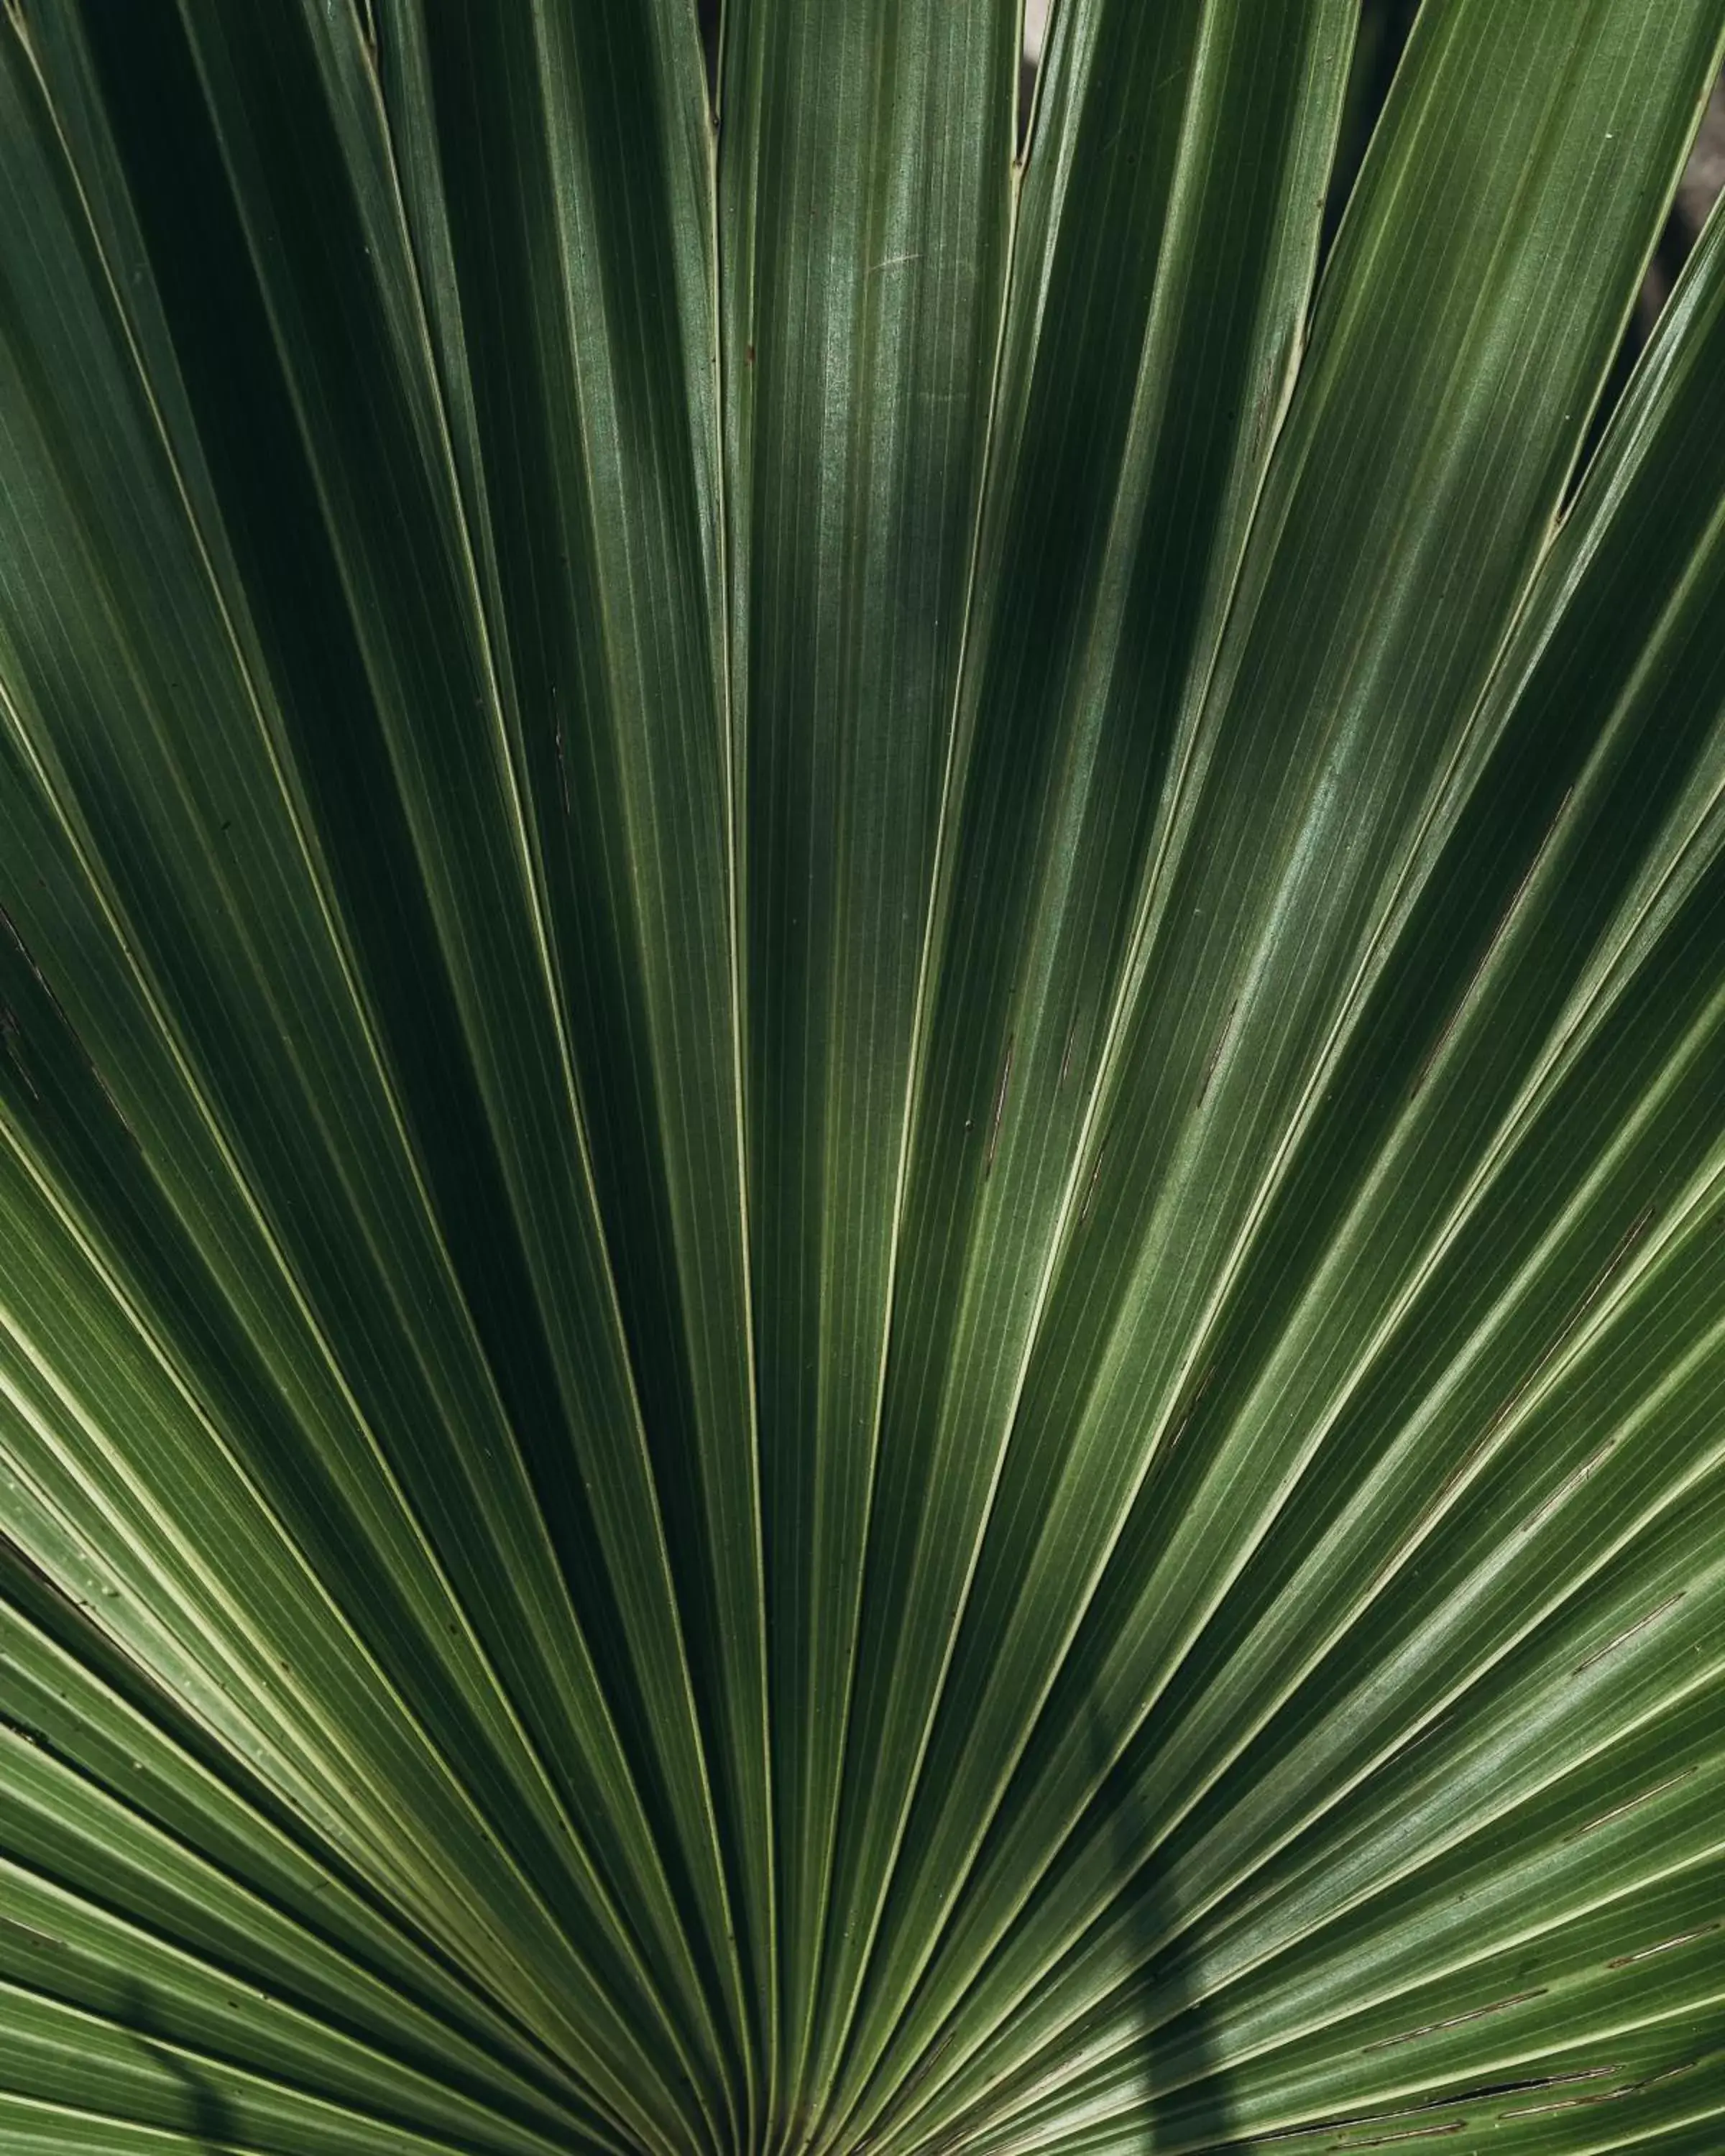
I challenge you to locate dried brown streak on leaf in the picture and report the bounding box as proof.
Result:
[1372,1707,1457,1782]
[1336,2124,1466,2147]
[1496,2084,1634,2117]
[1199,998,1238,1100]
[1574,1589,1686,1674]
[1561,1766,1697,1843]
[1557,1201,1658,1341]
[1606,1919,1721,1967]
[1077,1133,1110,1228]
[1518,1435,1619,1535]
[1361,1986,1547,2054]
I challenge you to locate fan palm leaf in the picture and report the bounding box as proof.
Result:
[1,2,1724,2152]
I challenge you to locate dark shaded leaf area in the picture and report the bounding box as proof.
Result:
[2,4,1724,2154]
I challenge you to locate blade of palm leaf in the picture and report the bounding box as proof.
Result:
[985,2065,1725,2156]
[0,1938,566,2156]
[987,1610,1725,2149]
[872,981,1725,2132]
[0,0,625,2027]
[847,183,1725,2155]
[991,1742,1725,2153]
[0,1617,612,2153]
[0,1462,627,2152]
[816,3,1725,2137]
[926,630,1725,2087]
[0,10,602,1909]
[801,0,1356,2124]
[890,1300,1725,2150]
[919,1248,1725,2147]
[717,0,1018,2125]
[0,971,673,2150]
[0,7,717,2142]
[0,2091,614,2156]
[1013,1641,1725,2147]
[369,4,777,2122]
[6,4,1716,2156]
[974,1950,1725,2156]
[0,1966,577,2156]
[877,666,1725,2147]
[157,0,750,2125]
[150,0,748,2089]
[875,1243,1725,2147]
[974,1999,1725,2156]
[1209,2079,1725,2156]
[1,0,667,2035]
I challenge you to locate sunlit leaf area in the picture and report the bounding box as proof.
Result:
[2,3,1725,2152]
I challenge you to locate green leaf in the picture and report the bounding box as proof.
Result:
[804,0,1357,2122]
[717,0,1018,2121]
[1,2,1724,2154]
[819,0,1725,2138]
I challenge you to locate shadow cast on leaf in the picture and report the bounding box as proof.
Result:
[1087,1702,1238,2155]
[118,1980,239,2154]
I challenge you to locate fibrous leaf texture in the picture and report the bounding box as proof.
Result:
[2,3,1724,2153]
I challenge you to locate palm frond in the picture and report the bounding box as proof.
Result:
[2,4,1724,2154]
